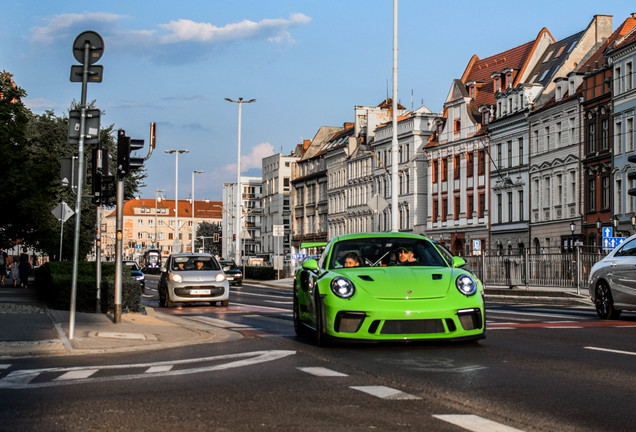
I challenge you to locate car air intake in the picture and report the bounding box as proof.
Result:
[380,319,445,334]
[457,309,482,331]
[334,311,367,333]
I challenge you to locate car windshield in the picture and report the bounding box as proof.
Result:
[171,256,220,271]
[124,261,140,271]
[328,237,448,270]
[220,261,238,270]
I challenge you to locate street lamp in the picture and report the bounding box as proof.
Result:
[155,188,165,249]
[165,149,189,253]
[569,221,575,251]
[612,215,619,237]
[596,218,602,252]
[191,170,204,253]
[632,215,636,233]
[225,97,256,266]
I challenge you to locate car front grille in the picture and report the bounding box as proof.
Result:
[174,286,225,297]
[380,319,445,335]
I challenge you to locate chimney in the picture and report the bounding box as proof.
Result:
[343,122,354,129]
[303,139,311,150]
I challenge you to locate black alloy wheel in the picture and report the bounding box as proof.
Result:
[595,281,621,320]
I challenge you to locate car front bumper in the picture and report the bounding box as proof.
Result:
[167,282,229,303]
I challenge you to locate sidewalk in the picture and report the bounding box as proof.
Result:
[0,286,239,358]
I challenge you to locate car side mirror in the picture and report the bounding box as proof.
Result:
[302,258,319,271]
[452,256,466,268]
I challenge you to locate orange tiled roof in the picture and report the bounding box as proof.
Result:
[580,15,636,71]
[106,199,223,219]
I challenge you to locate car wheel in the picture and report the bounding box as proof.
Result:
[595,281,621,320]
[221,300,229,307]
[293,287,308,338]
[158,286,166,307]
[314,289,328,346]
[166,295,174,308]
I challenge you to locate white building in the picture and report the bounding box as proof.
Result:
[222,176,262,263]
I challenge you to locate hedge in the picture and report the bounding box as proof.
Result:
[34,261,144,314]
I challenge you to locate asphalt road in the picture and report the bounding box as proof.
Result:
[0,277,634,431]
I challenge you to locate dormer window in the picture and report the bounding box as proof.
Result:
[491,72,502,92]
[454,119,461,134]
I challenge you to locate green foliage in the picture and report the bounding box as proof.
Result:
[0,71,146,259]
[35,261,143,313]
[245,265,276,280]
[196,222,223,256]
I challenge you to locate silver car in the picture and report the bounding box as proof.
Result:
[589,233,636,319]
[158,253,230,307]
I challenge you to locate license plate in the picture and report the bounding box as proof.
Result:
[190,289,211,295]
[226,276,234,280]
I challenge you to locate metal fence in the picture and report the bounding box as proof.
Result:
[460,247,605,295]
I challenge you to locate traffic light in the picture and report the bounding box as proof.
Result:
[213,233,220,242]
[629,154,636,197]
[117,129,145,178]
[92,148,113,205]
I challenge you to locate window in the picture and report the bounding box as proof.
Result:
[627,62,633,91]
[615,121,623,154]
[507,192,513,222]
[454,196,461,220]
[467,152,474,178]
[432,199,438,223]
[507,140,512,168]
[556,175,562,205]
[467,194,474,218]
[518,191,524,222]
[454,119,461,134]
[543,178,551,208]
[479,193,485,218]
[497,194,502,223]
[628,118,634,152]
[601,118,609,151]
[533,130,539,156]
[545,126,550,151]
[442,158,448,181]
[570,172,576,204]
[497,143,502,168]
[587,177,596,212]
[615,66,623,93]
[432,159,438,184]
[478,150,486,175]
[601,175,610,210]
[518,137,524,165]
[138,219,143,226]
[442,198,448,222]
[556,122,562,148]
[587,122,595,154]
[570,118,576,146]
[616,179,623,214]
[454,154,461,180]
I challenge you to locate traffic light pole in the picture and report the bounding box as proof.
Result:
[114,177,124,323]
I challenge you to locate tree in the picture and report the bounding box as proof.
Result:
[196,222,222,257]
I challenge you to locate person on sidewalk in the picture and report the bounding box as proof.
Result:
[18,247,32,288]
[11,257,20,287]
[0,247,7,286]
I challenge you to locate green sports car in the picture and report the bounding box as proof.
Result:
[293,232,485,344]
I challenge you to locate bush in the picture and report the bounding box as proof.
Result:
[35,261,144,314]
[244,265,276,280]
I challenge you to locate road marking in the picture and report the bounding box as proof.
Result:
[350,385,420,400]
[0,364,10,369]
[0,350,296,389]
[145,365,174,373]
[584,346,636,356]
[55,369,98,381]
[187,316,250,328]
[488,321,636,329]
[433,414,524,431]
[298,367,348,377]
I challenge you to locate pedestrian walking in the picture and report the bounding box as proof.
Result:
[0,247,7,287]
[18,247,32,288]
[11,257,20,287]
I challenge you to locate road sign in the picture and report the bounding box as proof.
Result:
[472,239,482,256]
[602,227,613,238]
[368,194,388,213]
[68,109,101,144]
[52,202,74,222]
[273,224,285,237]
[72,31,104,65]
[603,237,626,250]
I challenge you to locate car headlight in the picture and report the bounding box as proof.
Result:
[456,274,477,296]
[236,272,242,277]
[216,273,226,282]
[331,277,355,299]
[136,275,144,281]
[170,273,183,283]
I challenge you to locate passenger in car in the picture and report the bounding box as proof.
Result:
[343,252,361,268]
[396,246,418,265]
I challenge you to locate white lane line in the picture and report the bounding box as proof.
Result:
[266,300,293,305]
[433,414,525,432]
[545,326,583,329]
[187,316,250,328]
[55,369,98,381]
[230,302,290,312]
[584,346,636,356]
[487,310,579,320]
[350,385,420,400]
[298,367,348,377]
[146,365,174,373]
[232,291,290,299]
[0,364,11,369]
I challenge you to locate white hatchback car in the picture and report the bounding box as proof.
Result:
[589,233,636,319]
[158,253,230,307]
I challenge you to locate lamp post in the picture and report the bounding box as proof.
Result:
[612,215,619,237]
[570,221,575,252]
[632,215,636,234]
[165,149,189,253]
[155,188,165,249]
[596,218,602,253]
[191,170,204,253]
[225,97,256,266]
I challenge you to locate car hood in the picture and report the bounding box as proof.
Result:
[173,270,223,282]
[337,266,457,299]
[224,268,242,274]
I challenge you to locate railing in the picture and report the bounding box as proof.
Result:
[459,247,606,295]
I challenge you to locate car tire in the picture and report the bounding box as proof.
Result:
[595,281,621,320]
[293,287,309,338]
[221,300,229,307]
[166,295,174,308]
[158,286,166,307]
[314,289,328,346]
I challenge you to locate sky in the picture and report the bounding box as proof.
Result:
[4,1,636,202]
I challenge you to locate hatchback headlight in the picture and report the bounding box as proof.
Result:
[136,275,144,281]
[216,273,226,282]
[456,274,477,296]
[331,277,355,299]
[170,273,183,283]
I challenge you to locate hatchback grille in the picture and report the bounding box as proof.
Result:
[380,319,445,335]
[174,286,225,297]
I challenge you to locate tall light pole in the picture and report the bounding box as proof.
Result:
[165,149,189,253]
[225,97,256,265]
[390,0,399,232]
[155,188,165,249]
[192,170,204,253]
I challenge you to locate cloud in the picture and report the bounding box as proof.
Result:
[223,142,275,176]
[29,12,123,44]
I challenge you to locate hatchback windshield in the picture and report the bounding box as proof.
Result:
[329,237,448,270]
[171,256,220,271]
